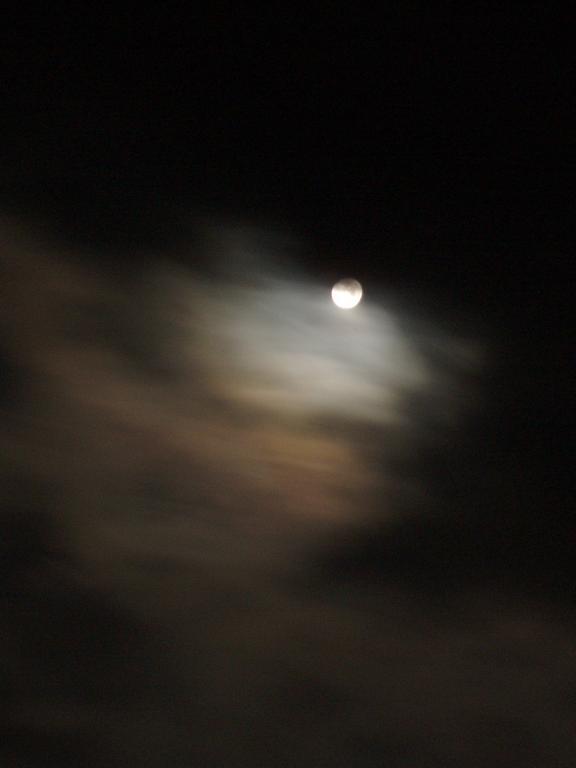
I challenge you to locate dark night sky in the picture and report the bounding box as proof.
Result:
[1,7,574,766]
[2,7,573,253]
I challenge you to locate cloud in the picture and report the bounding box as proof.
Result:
[2,217,573,766]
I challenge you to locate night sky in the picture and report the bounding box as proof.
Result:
[1,8,574,766]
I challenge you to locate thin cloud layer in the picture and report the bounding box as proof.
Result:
[2,218,574,767]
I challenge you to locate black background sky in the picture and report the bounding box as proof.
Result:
[2,6,573,269]
[1,7,574,766]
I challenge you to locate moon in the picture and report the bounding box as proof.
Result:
[331,278,363,309]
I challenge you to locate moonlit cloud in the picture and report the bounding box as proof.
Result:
[0,219,487,561]
[148,227,483,431]
[7,218,573,768]
[164,274,428,421]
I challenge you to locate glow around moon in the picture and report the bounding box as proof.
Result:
[332,278,363,309]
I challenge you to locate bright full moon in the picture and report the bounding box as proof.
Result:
[331,278,363,309]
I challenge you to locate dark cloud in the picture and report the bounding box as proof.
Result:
[0,218,574,766]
